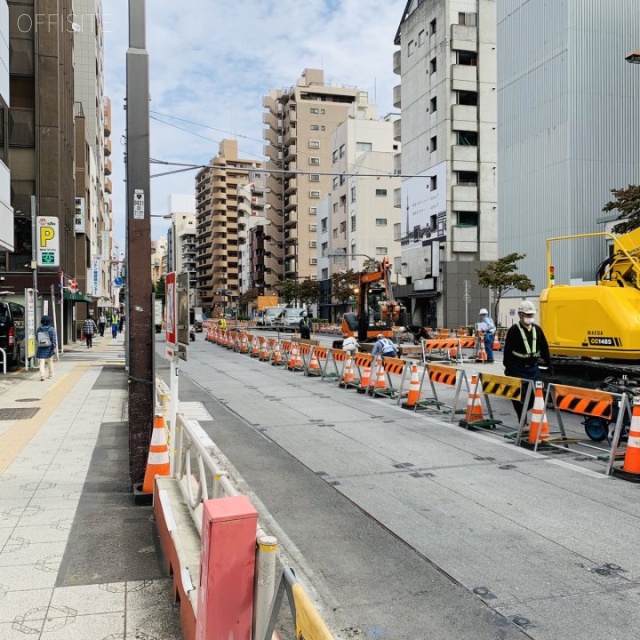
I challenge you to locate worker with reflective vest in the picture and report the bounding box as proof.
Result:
[503,300,553,421]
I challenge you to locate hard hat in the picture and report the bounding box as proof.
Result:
[479,308,488,315]
[302,311,307,317]
[518,300,536,314]
[377,333,384,339]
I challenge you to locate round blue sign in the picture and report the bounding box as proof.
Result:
[114,277,124,286]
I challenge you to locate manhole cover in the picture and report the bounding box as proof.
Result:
[0,407,40,420]
[15,398,39,403]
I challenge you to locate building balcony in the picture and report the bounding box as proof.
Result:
[264,128,282,146]
[283,127,297,146]
[262,111,279,131]
[104,137,112,156]
[104,178,112,194]
[452,145,478,172]
[103,97,112,135]
[393,118,401,142]
[104,157,112,176]
[394,187,402,209]
[452,104,479,132]
[285,162,297,176]
[212,199,226,212]
[393,49,401,75]
[452,64,478,91]
[393,84,402,109]
[284,197,298,213]
[262,94,276,111]
[284,178,297,195]
[452,224,478,253]
[452,184,478,204]
[451,24,478,52]
[393,153,401,176]
[284,144,297,161]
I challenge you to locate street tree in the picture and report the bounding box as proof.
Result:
[602,185,640,234]
[331,269,360,305]
[274,279,297,305]
[297,278,321,309]
[153,274,165,299]
[238,288,260,315]
[476,253,534,322]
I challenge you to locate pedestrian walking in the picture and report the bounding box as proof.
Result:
[118,312,124,333]
[111,313,119,338]
[299,311,311,340]
[477,308,497,363]
[503,300,553,421]
[371,333,398,359]
[36,316,57,381]
[98,312,107,337]
[83,315,98,348]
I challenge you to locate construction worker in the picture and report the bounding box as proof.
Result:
[371,333,398,359]
[218,316,227,330]
[299,311,311,339]
[478,308,496,363]
[503,300,553,421]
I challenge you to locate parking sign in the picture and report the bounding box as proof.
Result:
[37,217,59,267]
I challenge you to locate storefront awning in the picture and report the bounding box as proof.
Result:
[407,291,440,299]
[63,291,93,303]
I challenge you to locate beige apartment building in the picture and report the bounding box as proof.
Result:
[262,69,362,289]
[195,139,257,317]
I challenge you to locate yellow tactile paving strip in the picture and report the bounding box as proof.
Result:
[0,365,89,474]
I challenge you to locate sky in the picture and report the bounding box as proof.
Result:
[103,0,406,250]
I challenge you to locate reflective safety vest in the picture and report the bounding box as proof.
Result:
[512,324,540,359]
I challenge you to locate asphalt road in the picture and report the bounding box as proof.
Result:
[159,334,640,640]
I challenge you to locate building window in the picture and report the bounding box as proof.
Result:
[310,190,321,198]
[333,203,338,213]
[457,211,478,226]
[356,142,372,152]
[418,30,425,46]
[310,207,317,215]
[376,247,388,255]
[457,51,478,66]
[310,124,320,130]
[321,218,328,232]
[339,221,346,233]
[321,242,328,256]
[457,171,478,186]
[457,90,478,106]
[375,218,387,226]
[309,224,317,232]
[457,131,478,146]
[309,257,318,265]
[408,40,415,56]
[430,57,437,74]
[350,185,356,202]
[430,136,437,152]
[309,240,317,248]
[430,18,437,34]
[321,268,328,279]
[310,173,320,182]
[309,157,320,165]
[458,12,477,26]
[321,125,325,131]
[310,107,320,114]
[333,177,339,189]
[375,189,388,197]
[430,175,438,190]
[332,150,338,163]
[340,175,346,185]
[309,139,320,149]
[339,144,346,158]
[321,108,325,114]
[430,97,437,113]
[333,228,338,239]
[351,216,356,231]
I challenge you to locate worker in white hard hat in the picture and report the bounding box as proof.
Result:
[477,308,496,363]
[503,300,553,421]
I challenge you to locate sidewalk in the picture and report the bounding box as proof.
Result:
[0,332,181,639]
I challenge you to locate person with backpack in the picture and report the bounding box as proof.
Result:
[83,314,98,348]
[36,316,57,381]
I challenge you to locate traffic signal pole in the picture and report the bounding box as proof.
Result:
[126,0,154,488]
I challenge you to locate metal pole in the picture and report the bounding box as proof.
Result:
[127,0,154,488]
[169,356,178,474]
[59,272,64,354]
[30,195,38,371]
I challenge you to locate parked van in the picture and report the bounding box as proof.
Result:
[282,307,306,327]
[256,306,286,327]
[0,300,26,368]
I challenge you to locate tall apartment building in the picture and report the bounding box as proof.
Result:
[0,1,12,254]
[393,0,497,328]
[195,139,255,317]
[165,194,197,308]
[2,0,76,343]
[262,69,362,291]
[316,103,402,320]
[498,0,640,305]
[73,1,111,317]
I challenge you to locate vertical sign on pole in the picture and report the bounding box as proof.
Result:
[36,217,60,267]
[25,288,35,369]
[165,271,178,474]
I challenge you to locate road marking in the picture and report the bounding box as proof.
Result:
[0,367,88,474]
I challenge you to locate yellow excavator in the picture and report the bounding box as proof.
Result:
[540,227,640,363]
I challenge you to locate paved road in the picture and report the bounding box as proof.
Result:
[159,335,640,640]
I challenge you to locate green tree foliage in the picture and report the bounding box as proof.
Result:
[297,278,321,307]
[153,275,165,299]
[274,279,297,305]
[476,253,534,321]
[602,185,640,234]
[331,269,360,304]
[238,288,260,311]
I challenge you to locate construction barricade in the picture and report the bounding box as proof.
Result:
[420,336,476,364]
[367,356,406,399]
[526,382,630,475]
[397,363,467,416]
[324,348,348,381]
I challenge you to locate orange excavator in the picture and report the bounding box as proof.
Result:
[339,257,407,345]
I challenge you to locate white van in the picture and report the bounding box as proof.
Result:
[257,306,286,327]
[282,308,306,327]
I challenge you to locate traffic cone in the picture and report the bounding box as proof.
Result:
[251,336,260,357]
[493,334,500,352]
[614,397,640,481]
[240,334,249,354]
[271,342,283,366]
[340,354,355,387]
[449,345,458,360]
[528,381,550,445]
[402,363,421,409]
[260,339,270,361]
[369,356,387,394]
[357,364,371,394]
[460,373,484,425]
[142,411,170,494]
[288,343,298,370]
[308,350,321,374]
[477,331,487,363]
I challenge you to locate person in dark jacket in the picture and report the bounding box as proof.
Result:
[299,311,311,340]
[503,300,552,421]
[36,316,57,380]
[83,315,98,348]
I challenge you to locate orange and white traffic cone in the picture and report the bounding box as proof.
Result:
[307,350,321,375]
[613,397,640,481]
[142,411,170,494]
[357,364,371,394]
[369,356,387,395]
[460,373,485,426]
[251,336,260,357]
[527,381,550,445]
[271,342,283,366]
[493,334,500,352]
[288,343,298,370]
[260,339,269,361]
[477,332,487,363]
[402,363,421,409]
[340,354,355,387]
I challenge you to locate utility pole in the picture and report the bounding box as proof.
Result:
[126,0,153,488]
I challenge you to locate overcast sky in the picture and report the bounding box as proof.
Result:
[103,0,406,250]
